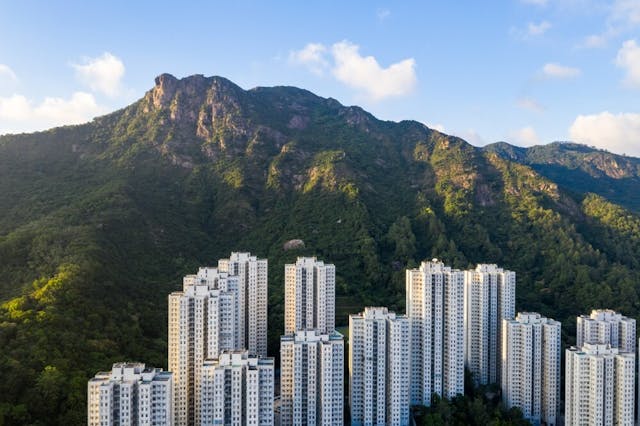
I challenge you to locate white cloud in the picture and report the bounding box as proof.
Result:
[331,41,417,101]
[528,21,552,36]
[569,111,640,156]
[0,92,106,134]
[541,63,581,79]
[0,95,31,121]
[616,39,640,88]
[289,43,329,75]
[517,97,545,112]
[508,126,540,146]
[0,64,17,82]
[72,52,125,97]
[290,40,418,101]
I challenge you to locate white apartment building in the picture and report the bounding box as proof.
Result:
[464,264,515,385]
[406,259,465,406]
[280,329,344,425]
[168,269,241,426]
[195,267,242,351]
[577,309,636,353]
[284,257,335,335]
[218,252,269,357]
[565,343,635,425]
[501,313,561,426]
[87,362,173,426]
[349,307,410,426]
[200,350,274,426]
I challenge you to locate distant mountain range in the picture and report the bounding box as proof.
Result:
[484,141,640,212]
[2,74,640,424]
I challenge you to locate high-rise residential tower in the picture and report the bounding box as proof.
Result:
[577,309,636,353]
[200,350,274,426]
[280,330,344,425]
[501,313,561,426]
[406,259,465,406]
[284,257,335,334]
[349,307,410,426]
[218,252,269,357]
[87,363,173,426]
[168,268,242,426]
[464,264,516,385]
[565,343,635,425]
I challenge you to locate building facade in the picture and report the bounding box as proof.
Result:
[284,257,336,335]
[218,252,269,357]
[280,330,344,425]
[464,264,515,385]
[501,313,561,426]
[168,269,243,426]
[87,363,173,426]
[577,309,636,353]
[349,307,410,426]
[565,343,635,425]
[200,350,274,426]
[406,259,465,406]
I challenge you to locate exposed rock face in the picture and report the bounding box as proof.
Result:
[152,73,179,108]
[288,115,309,130]
[283,239,305,250]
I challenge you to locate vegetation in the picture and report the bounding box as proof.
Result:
[1,74,640,424]
[414,378,530,426]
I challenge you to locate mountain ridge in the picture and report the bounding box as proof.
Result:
[484,140,640,212]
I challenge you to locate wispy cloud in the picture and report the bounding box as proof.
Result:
[582,34,608,48]
[0,64,17,82]
[425,122,446,132]
[541,63,582,79]
[0,64,18,94]
[510,20,552,41]
[0,92,106,134]
[289,41,418,101]
[616,39,640,88]
[521,0,549,6]
[72,52,125,97]
[581,0,640,48]
[528,21,552,36]
[452,129,486,146]
[377,8,391,21]
[569,111,640,156]
[517,97,545,112]
[611,0,640,27]
[508,126,540,146]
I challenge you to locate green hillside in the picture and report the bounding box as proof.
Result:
[1,74,640,425]
[484,141,640,212]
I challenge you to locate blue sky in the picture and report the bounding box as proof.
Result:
[1,0,639,155]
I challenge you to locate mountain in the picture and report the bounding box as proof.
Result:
[484,141,640,212]
[2,74,640,425]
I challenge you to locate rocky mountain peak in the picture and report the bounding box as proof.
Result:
[146,73,243,112]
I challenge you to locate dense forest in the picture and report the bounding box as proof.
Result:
[1,73,640,424]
